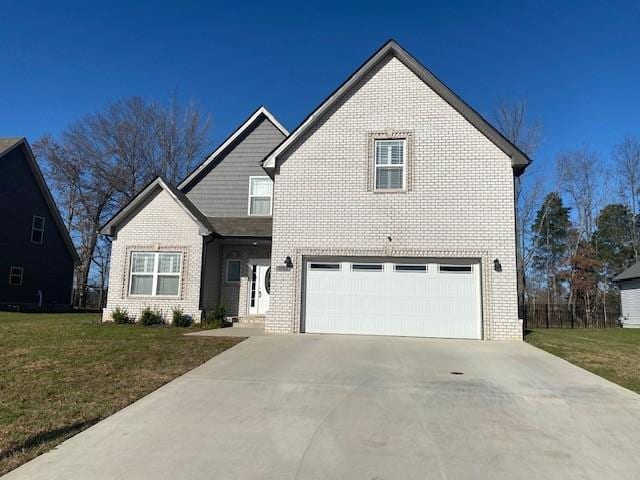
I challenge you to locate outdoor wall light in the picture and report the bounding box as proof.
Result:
[494,259,502,272]
[284,256,293,268]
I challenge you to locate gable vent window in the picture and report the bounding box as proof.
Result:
[31,215,45,244]
[248,177,273,216]
[375,139,406,190]
[9,266,23,286]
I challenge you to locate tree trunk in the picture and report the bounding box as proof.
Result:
[77,207,104,308]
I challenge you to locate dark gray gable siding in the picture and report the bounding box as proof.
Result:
[183,116,285,217]
[0,146,75,307]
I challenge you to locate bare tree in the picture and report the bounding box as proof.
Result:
[492,99,543,311]
[556,148,601,240]
[613,135,640,261]
[34,95,210,306]
[493,100,542,159]
[556,148,602,306]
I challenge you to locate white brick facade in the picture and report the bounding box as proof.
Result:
[102,188,204,323]
[267,56,521,340]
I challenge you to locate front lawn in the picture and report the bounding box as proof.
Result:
[525,328,640,394]
[0,312,243,475]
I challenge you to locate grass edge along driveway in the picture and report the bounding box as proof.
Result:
[0,312,243,476]
[525,327,640,394]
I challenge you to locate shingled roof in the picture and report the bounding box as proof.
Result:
[613,263,640,282]
[206,217,272,238]
[0,137,23,156]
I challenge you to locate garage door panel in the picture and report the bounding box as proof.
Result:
[304,259,481,339]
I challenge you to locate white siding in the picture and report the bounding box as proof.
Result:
[620,281,640,328]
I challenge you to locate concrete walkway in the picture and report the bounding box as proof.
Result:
[186,326,265,337]
[4,335,640,479]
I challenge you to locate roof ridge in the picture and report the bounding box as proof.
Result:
[262,39,531,176]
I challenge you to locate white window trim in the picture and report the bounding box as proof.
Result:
[31,215,45,244]
[128,252,182,297]
[226,259,242,283]
[9,266,23,286]
[247,176,273,216]
[374,139,407,191]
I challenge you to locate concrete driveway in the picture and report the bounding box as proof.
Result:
[4,334,640,480]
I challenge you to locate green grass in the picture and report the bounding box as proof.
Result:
[0,312,243,475]
[525,328,640,394]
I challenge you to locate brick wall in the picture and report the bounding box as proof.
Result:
[267,55,521,340]
[102,188,204,323]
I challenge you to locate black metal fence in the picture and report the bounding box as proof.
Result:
[524,303,621,329]
[71,287,107,311]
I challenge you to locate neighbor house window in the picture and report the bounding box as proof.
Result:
[31,215,45,244]
[248,177,272,215]
[374,139,406,190]
[129,252,182,296]
[226,259,241,283]
[9,266,23,286]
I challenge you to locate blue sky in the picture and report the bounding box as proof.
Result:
[1,0,639,188]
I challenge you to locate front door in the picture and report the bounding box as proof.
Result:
[249,262,271,315]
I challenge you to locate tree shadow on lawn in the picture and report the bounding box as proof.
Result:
[0,417,101,463]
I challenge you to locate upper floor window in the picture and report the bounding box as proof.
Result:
[31,215,45,244]
[129,252,182,296]
[248,177,272,216]
[9,266,23,285]
[374,139,406,190]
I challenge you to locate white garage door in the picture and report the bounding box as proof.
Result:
[303,259,481,339]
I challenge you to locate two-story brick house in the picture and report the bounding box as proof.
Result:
[101,40,530,340]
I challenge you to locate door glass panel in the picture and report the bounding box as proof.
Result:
[351,264,383,271]
[265,267,271,294]
[439,265,472,273]
[394,264,427,272]
[309,263,340,270]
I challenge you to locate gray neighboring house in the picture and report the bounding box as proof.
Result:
[100,40,531,340]
[613,264,640,328]
[0,137,79,310]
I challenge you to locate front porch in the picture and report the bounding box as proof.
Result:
[201,233,272,325]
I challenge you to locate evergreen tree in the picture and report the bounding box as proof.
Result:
[593,204,636,280]
[531,192,571,303]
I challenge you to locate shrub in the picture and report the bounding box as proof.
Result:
[172,307,192,327]
[111,307,130,324]
[204,304,227,329]
[139,307,164,326]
